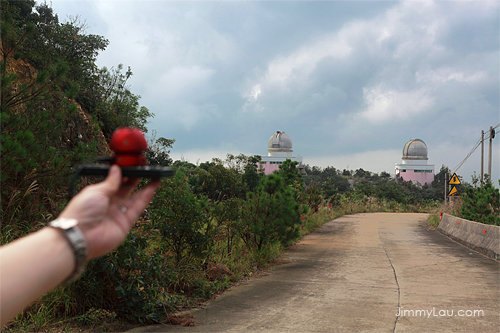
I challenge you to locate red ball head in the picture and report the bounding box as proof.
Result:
[109,127,148,153]
[114,154,148,167]
[109,127,148,167]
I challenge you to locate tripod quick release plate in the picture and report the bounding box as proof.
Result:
[78,164,175,178]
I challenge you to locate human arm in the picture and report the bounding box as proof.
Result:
[0,165,161,326]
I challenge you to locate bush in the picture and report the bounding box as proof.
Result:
[71,228,174,324]
[460,180,499,225]
[303,182,323,213]
[238,174,306,251]
[150,171,213,266]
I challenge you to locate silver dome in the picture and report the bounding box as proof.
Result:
[402,138,428,160]
[268,131,293,153]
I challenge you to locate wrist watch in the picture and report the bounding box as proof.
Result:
[48,218,88,283]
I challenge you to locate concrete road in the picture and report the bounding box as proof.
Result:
[129,213,499,333]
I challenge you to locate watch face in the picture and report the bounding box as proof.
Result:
[53,218,78,229]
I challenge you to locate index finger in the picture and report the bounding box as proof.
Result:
[124,179,161,222]
[116,177,141,198]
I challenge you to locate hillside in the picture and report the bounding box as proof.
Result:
[4,54,110,154]
[1,0,152,238]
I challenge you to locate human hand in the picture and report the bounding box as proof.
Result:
[58,165,161,260]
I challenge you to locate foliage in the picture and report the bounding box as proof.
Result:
[211,197,242,256]
[303,182,323,213]
[1,1,156,238]
[1,1,101,237]
[304,165,351,194]
[277,159,303,187]
[1,1,163,328]
[239,154,263,192]
[460,179,499,225]
[305,163,459,205]
[150,171,213,266]
[238,174,306,251]
[146,131,175,167]
[72,228,174,324]
[94,65,154,137]
[191,160,247,202]
[2,1,153,138]
[186,154,262,202]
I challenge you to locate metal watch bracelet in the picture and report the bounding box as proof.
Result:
[48,218,88,283]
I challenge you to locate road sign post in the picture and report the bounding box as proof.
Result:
[448,173,461,198]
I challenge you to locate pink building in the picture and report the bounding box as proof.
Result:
[395,138,434,185]
[258,131,306,176]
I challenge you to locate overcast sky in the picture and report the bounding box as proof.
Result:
[50,0,499,183]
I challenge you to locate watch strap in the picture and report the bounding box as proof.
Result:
[48,218,88,283]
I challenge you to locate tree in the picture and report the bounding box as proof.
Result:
[211,197,241,255]
[95,65,154,137]
[150,171,211,266]
[223,153,263,192]
[1,1,100,234]
[199,162,246,201]
[21,2,109,106]
[429,165,451,201]
[460,179,499,225]
[242,155,262,192]
[146,131,175,167]
[380,171,391,179]
[303,182,323,213]
[277,159,303,187]
[354,168,368,179]
[238,174,305,251]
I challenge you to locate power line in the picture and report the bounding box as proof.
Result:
[452,126,499,174]
[452,138,481,173]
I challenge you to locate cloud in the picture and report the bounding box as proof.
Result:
[170,148,242,166]
[416,69,488,85]
[266,33,352,84]
[153,66,215,98]
[356,86,434,124]
[244,84,262,103]
[49,0,499,184]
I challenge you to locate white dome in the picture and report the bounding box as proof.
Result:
[402,139,428,160]
[268,131,293,154]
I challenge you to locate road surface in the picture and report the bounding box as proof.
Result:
[129,213,499,333]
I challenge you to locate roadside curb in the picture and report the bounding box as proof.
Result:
[437,213,500,261]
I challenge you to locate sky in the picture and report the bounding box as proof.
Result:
[50,0,499,184]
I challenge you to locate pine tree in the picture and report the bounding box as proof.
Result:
[150,171,211,266]
[238,174,305,251]
[460,179,499,225]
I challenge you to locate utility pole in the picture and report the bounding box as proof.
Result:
[481,130,484,186]
[444,172,448,206]
[488,126,493,181]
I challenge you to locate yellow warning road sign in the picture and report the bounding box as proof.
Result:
[449,173,461,185]
[448,186,460,197]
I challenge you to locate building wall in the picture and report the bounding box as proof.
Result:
[396,169,435,185]
[258,156,304,176]
[258,162,282,175]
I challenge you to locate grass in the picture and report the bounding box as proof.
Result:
[426,197,463,228]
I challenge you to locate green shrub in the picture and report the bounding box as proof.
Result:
[460,180,499,225]
[72,229,174,323]
[150,171,213,266]
[238,174,306,251]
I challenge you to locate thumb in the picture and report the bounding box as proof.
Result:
[98,165,122,195]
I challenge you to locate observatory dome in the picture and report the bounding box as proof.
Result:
[402,139,428,160]
[268,131,293,154]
